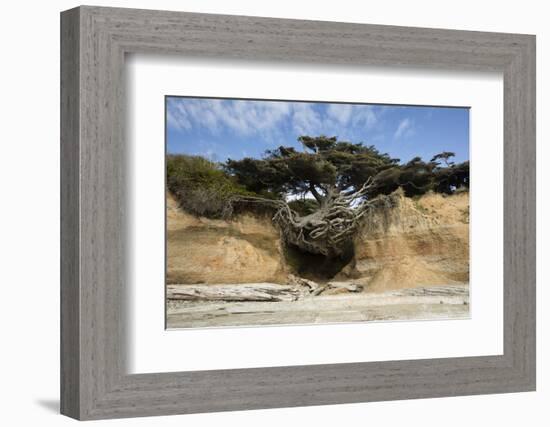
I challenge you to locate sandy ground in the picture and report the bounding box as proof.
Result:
[166,283,469,329]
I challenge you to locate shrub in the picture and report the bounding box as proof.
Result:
[167,155,252,218]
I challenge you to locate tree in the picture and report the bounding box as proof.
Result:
[429,152,470,194]
[430,151,456,167]
[224,136,399,258]
[167,138,469,264]
[167,154,253,217]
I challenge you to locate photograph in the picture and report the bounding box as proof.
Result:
[165,97,470,329]
[50,3,538,421]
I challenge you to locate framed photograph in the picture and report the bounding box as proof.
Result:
[61,6,536,420]
[164,97,472,329]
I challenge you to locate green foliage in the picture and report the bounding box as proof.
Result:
[433,160,469,194]
[225,135,469,200]
[167,155,253,217]
[167,139,469,219]
[395,157,436,196]
[431,151,456,167]
[371,153,469,197]
[226,135,400,201]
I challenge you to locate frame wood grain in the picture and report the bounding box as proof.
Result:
[60,5,536,420]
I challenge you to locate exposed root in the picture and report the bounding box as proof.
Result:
[224,178,396,257]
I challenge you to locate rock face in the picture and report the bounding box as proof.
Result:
[167,189,469,291]
[345,188,469,292]
[167,193,287,284]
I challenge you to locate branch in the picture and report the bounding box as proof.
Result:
[337,177,374,204]
[226,194,305,230]
[308,183,324,204]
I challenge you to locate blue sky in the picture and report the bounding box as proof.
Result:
[166,97,469,164]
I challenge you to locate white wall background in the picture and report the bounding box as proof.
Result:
[0,0,546,425]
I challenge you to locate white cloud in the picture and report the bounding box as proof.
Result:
[291,103,322,135]
[167,98,292,136]
[327,104,352,125]
[166,100,192,131]
[351,105,378,128]
[394,118,415,140]
[167,98,387,144]
[326,104,378,131]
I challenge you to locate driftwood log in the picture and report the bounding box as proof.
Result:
[166,283,301,302]
[167,277,364,303]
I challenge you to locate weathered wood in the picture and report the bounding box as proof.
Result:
[60,7,81,419]
[326,281,364,293]
[286,274,322,294]
[167,283,301,302]
[166,281,467,303]
[167,279,371,303]
[312,285,329,296]
[393,285,469,297]
[61,5,535,420]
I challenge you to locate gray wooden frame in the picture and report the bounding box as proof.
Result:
[60,5,536,420]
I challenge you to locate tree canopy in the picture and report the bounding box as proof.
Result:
[225,135,468,203]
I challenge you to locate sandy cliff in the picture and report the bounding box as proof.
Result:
[167,189,469,291]
[167,193,287,284]
[347,188,469,292]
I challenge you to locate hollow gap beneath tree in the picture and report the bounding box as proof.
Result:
[283,241,355,282]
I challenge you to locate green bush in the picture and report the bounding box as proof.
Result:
[167,155,252,218]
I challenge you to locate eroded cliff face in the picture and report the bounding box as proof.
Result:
[347,188,469,292]
[167,189,469,291]
[167,193,287,284]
